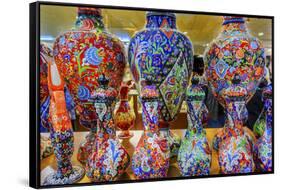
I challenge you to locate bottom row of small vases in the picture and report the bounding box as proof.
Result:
[42,73,272,185]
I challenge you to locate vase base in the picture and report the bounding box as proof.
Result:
[42,165,85,186]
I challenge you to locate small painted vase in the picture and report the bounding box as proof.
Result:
[114,80,136,139]
[128,12,193,158]
[53,7,126,165]
[132,79,170,179]
[86,74,130,182]
[178,75,211,176]
[43,61,84,185]
[254,84,272,172]
[218,76,255,174]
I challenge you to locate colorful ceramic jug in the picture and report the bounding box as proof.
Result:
[114,80,136,139]
[178,75,211,176]
[86,74,130,182]
[43,60,85,185]
[53,7,126,165]
[204,16,265,173]
[254,84,272,172]
[128,12,193,158]
[132,79,170,179]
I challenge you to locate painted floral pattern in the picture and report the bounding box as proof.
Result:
[178,76,211,176]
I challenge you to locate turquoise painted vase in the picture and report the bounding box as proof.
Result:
[178,75,211,176]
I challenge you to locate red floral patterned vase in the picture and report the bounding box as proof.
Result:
[53,7,126,165]
[85,75,130,182]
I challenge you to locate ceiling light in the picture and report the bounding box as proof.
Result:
[258,32,264,36]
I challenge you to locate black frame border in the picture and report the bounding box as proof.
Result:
[29,1,275,189]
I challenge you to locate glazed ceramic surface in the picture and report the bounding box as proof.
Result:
[204,17,265,106]
[178,75,211,176]
[53,7,126,165]
[128,12,193,158]
[218,84,255,174]
[43,61,84,185]
[114,80,136,139]
[132,81,170,179]
[53,7,126,128]
[85,75,130,182]
[204,16,265,174]
[254,84,272,172]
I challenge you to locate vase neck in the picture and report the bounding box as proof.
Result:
[94,102,116,139]
[75,7,105,31]
[186,101,206,133]
[225,99,247,130]
[142,100,159,132]
[146,12,177,29]
[222,16,247,34]
[120,86,129,100]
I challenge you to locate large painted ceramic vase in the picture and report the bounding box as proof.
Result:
[178,75,211,176]
[132,80,170,179]
[53,7,126,165]
[254,84,272,172]
[204,16,265,174]
[86,74,130,182]
[114,80,136,139]
[43,60,85,185]
[128,12,193,158]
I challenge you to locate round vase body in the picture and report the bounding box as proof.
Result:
[178,76,211,176]
[53,8,126,129]
[128,12,193,122]
[86,137,130,181]
[204,16,265,107]
[132,132,170,179]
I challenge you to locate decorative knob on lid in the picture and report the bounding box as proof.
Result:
[76,7,104,30]
[78,7,102,17]
[91,74,117,104]
[186,75,205,101]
